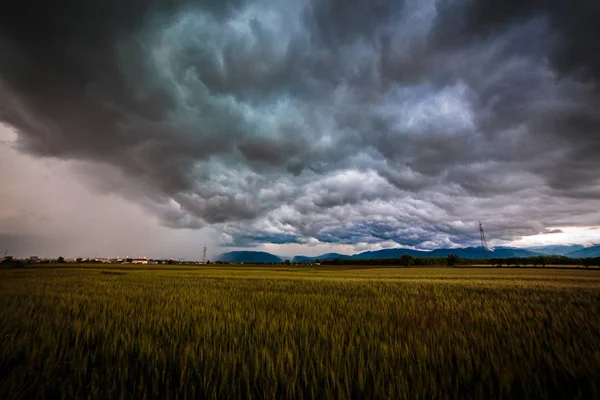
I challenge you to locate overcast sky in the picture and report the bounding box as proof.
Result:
[1,0,600,259]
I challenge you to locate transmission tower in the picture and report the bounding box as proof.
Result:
[479,221,490,252]
[201,246,207,264]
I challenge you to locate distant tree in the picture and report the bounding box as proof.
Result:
[57,256,65,263]
[582,258,592,268]
[1,258,25,268]
[399,255,414,267]
[532,256,548,268]
[446,254,461,267]
[284,260,291,265]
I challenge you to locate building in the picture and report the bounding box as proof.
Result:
[131,259,148,264]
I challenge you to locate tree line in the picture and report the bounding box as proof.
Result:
[320,255,600,268]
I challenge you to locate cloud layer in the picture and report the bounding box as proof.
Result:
[1,0,600,250]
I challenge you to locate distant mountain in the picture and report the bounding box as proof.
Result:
[350,247,539,260]
[219,245,587,264]
[292,253,351,263]
[290,247,540,263]
[467,247,539,259]
[351,248,426,259]
[527,245,585,256]
[291,256,311,263]
[564,245,600,258]
[294,249,431,263]
[217,251,282,263]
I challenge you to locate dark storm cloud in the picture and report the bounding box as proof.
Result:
[436,0,600,81]
[1,0,600,249]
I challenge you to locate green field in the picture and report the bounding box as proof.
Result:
[1,265,599,399]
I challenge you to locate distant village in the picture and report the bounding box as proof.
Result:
[0,245,216,266]
[1,255,212,265]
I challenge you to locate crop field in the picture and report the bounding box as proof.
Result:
[1,265,599,399]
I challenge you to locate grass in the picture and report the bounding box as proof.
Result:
[1,265,599,399]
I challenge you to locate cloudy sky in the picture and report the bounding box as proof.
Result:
[1,0,600,259]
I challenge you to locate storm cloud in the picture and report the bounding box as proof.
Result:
[1,0,600,250]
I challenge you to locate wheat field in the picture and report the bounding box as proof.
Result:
[1,265,599,399]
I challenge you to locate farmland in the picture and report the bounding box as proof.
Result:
[1,265,599,399]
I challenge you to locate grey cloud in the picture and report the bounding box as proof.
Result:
[1,0,600,250]
[0,233,58,257]
[303,0,400,47]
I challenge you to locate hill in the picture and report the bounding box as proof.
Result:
[447,247,539,259]
[351,247,538,260]
[565,245,600,258]
[219,245,576,264]
[292,253,351,263]
[290,246,540,263]
[528,245,585,256]
[351,248,427,259]
[217,251,282,263]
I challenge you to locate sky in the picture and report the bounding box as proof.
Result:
[1,0,600,259]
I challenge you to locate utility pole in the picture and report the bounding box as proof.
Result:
[479,221,490,252]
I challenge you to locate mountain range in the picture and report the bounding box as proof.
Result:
[217,251,283,263]
[218,244,600,263]
[564,245,600,258]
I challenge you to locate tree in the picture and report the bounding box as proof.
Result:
[399,254,414,267]
[1,257,24,268]
[57,256,65,263]
[446,254,461,267]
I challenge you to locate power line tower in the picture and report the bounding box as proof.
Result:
[479,221,490,252]
[201,246,207,264]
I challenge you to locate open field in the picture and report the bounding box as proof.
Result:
[1,265,599,399]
